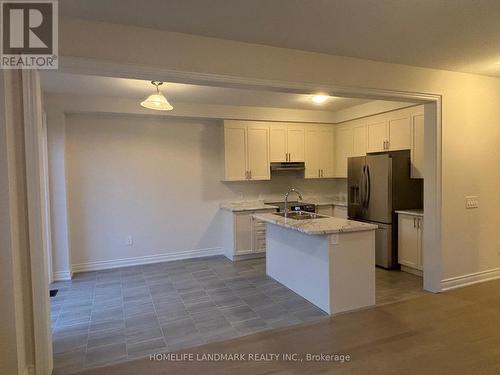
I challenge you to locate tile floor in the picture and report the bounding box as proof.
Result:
[50,256,327,374]
[51,256,425,374]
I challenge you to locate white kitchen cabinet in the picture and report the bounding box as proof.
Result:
[367,120,388,153]
[269,124,305,162]
[305,125,335,179]
[269,125,287,162]
[287,125,305,161]
[224,121,270,181]
[224,123,247,181]
[334,126,353,178]
[352,124,368,156]
[247,125,270,180]
[387,115,411,151]
[398,213,423,274]
[222,208,276,261]
[333,205,348,219]
[411,111,425,179]
[367,115,411,153]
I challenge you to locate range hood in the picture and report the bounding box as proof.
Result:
[270,162,305,171]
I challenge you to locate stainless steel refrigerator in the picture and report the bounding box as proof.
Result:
[348,150,423,269]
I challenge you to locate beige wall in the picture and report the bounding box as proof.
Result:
[58,17,500,282]
[63,112,341,268]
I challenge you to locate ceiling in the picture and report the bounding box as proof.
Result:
[59,0,500,78]
[40,72,373,111]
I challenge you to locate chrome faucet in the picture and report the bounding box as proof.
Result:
[284,188,303,218]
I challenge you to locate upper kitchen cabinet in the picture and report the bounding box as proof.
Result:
[410,110,425,179]
[334,120,367,178]
[367,114,411,152]
[269,124,305,162]
[305,125,334,179]
[224,121,270,181]
[367,120,388,152]
[334,126,353,178]
[352,124,368,157]
[387,114,411,151]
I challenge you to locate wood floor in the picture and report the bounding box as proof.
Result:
[73,279,500,375]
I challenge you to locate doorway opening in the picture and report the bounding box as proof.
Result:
[34,64,440,373]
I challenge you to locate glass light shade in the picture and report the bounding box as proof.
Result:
[140,93,173,111]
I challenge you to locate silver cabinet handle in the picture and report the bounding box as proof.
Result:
[321,169,324,177]
[413,217,416,228]
[249,170,252,179]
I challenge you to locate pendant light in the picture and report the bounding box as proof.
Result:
[140,81,173,111]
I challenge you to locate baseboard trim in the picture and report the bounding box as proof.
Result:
[72,247,224,273]
[52,270,73,281]
[441,268,500,291]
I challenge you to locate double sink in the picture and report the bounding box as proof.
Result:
[273,211,329,220]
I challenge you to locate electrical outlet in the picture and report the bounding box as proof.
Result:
[126,235,133,246]
[465,196,479,209]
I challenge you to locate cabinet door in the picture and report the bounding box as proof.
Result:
[353,124,368,156]
[287,125,305,162]
[320,127,335,178]
[388,115,411,150]
[304,128,322,178]
[234,213,252,254]
[247,125,270,180]
[316,205,334,217]
[416,217,424,270]
[334,127,353,178]
[224,124,247,181]
[398,214,419,268]
[269,125,287,162]
[251,216,267,253]
[411,113,425,179]
[367,120,387,153]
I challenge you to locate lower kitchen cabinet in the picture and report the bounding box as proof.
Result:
[222,208,276,261]
[398,213,423,275]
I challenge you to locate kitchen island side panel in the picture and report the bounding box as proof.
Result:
[329,230,376,314]
[266,224,332,313]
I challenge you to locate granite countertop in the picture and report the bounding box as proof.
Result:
[395,209,424,217]
[220,201,278,212]
[253,212,378,235]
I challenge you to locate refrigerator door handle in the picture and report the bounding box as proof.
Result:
[359,166,365,206]
[365,165,371,207]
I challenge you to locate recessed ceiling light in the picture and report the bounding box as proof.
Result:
[311,95,329,104]
[140,81,173,111]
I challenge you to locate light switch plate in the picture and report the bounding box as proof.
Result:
[465,196,479,209]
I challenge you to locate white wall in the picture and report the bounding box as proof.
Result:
[62,112,341,269]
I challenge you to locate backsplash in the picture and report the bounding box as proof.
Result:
[221,173,347,202]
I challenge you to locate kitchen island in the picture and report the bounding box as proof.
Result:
[253,212,377,315]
